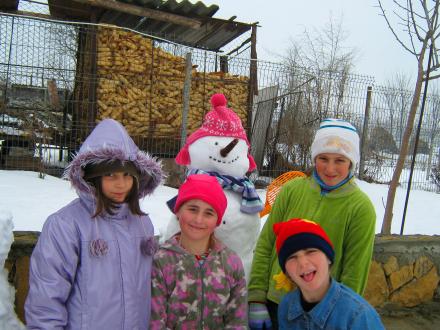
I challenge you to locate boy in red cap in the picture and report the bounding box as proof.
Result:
[150,174,248,329]
[274,218,384,330]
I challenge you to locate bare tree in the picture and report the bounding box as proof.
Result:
[378,0,440,234]
[285,16,356,118]
[384,73,412,147]
[266,16,357,173]
[48,23,79,91]
[286,16,356,72]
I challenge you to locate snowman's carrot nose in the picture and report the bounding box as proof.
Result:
[220,138,239,157]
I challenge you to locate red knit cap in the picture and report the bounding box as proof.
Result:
[274,218,335,272]
[174,174,227,226]
[175,93,257,172]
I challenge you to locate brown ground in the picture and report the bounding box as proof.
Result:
[378,302,440,330]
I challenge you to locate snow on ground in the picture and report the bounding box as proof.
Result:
[0,170,439,235]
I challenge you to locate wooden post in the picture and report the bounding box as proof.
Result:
[88,11,98,130]
[359,86,372,179]
[70,13,99,151]
[47,79,60,109]
[180,52,192,149]
[246,23,258,143]
[220,55,229,73]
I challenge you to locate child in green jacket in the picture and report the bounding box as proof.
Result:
[248,118,376,330]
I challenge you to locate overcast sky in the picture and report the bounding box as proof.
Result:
[214,0,418,86]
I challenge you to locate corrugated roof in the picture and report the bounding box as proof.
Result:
[156,0,219,17]
[45,0,252,52]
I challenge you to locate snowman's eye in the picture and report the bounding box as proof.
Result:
[214,142,219,146]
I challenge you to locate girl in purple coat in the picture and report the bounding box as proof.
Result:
[25,119,164,329]
[150,174,248,329]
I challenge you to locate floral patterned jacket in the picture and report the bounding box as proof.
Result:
[150,235,248,330]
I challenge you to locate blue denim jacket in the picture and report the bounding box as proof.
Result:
[278,279,385,330]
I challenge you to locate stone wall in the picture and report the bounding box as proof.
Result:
[6,232,440,324]
[364,235,440,308]
[5,231,39,323]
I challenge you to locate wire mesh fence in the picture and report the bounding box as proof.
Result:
[0,7,439,192]
[0,12,254,178]
[366,85,440,192]
[251,67,376,177]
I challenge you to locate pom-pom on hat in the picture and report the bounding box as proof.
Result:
[273,218,335,273]
[311,118,360,172]
[175,93,257,172]
[174,174,227,226]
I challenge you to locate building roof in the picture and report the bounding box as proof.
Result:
[46,0,253,52]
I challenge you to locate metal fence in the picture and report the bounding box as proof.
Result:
[365,85,440,192]
[1,8,439,192]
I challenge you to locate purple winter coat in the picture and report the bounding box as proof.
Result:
[25,119,164,330]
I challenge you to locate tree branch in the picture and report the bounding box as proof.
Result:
[393,0,411,14]
[427,0,440,78]
[409,0,425,42]
[424,72,440,81]
[378,0,418,55]
[422,0,434,34]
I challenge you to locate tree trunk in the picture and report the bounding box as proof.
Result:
[381,43,427,234]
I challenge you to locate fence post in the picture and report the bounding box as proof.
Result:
[246,23,258,142]
[359,86,372,180]
[180,52,192,149]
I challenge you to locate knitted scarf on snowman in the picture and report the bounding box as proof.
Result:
[187,168,263,214]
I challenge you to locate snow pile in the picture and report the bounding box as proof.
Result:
[0,210,25,330]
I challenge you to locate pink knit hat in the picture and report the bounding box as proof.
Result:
[175,93,257,173]
[174,174,227,226]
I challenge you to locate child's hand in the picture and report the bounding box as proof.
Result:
[248,303,272,330]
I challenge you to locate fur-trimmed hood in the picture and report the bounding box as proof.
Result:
[64,119,164,198]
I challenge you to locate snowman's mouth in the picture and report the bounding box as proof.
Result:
[209,155,240,164]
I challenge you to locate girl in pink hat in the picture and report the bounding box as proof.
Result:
[150,174,248,329]
[166,93,263,283]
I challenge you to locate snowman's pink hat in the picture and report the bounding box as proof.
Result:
[176,93,257,173]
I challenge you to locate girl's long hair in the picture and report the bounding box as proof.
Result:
[88,176,145,218]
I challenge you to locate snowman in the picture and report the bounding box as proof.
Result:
[0,210,25,330]
[166,93,263,282]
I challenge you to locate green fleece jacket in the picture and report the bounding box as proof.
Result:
[248,176,376,304]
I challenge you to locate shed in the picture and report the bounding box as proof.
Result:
[0,0,258,164]
[46,0,253,52]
